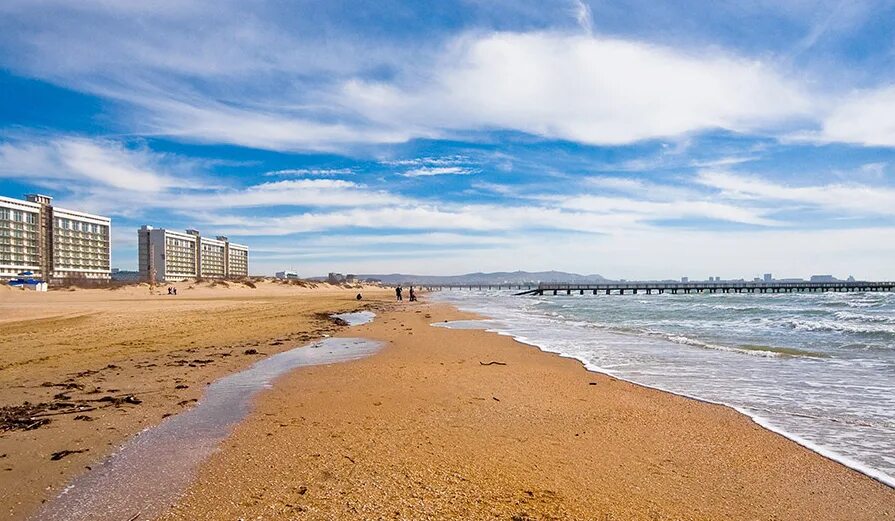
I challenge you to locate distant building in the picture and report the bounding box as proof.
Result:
[681,276,689,283]
[275,270,299,280]
[345,274,357,283]
[138,226,249,282]
[1,194,111,282]
[810,275,837,282]
[327,272,345,284]
[847,275,855,282]
[763,273,773,282]
[110,269,142,282]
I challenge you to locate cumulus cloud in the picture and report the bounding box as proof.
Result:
[343,32,813,146]
[818,85,895,147]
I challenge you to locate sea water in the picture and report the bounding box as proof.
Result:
[433,290,895,487]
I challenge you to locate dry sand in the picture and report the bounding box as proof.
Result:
[162,301,894,521]
[0,280,391,521]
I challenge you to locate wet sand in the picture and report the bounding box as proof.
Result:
[0,281,390,521]
[162,301,894,521]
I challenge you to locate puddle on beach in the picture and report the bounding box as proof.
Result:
[32,312,381,521]
[332,310,375,326]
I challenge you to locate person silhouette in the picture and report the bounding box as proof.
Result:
[409,286,416,302]
[395,286,403,301]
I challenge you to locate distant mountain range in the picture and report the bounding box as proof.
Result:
[350,271,609,285]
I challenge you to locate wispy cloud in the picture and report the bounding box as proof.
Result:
[572,0,593,35]
[264,168,354,177]
[0,136,199,192]
[380,155,469,167]
[696,170,895,216]
[401,166,478,177]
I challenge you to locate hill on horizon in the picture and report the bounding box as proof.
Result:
[347,271,609,285]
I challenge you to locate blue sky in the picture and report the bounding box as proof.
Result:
[2,0,895,279]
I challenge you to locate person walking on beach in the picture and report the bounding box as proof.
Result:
[409,286,417,302]
[395,286,403,301]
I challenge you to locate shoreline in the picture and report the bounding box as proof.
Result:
[436,317,895,490]
[162,300,895,520]
[0,282,393,521]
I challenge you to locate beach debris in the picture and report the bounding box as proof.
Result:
[588,382,597,386]
[479,361,507,366]
[298,485,308,495]
[50,448,88,461]
[97,394,142,406]
[492,397,501,402]
[40,381,84,390]
[174,384,189,389]
[73,415,94,421]
[177,399,198,407]
[244,348,260,355]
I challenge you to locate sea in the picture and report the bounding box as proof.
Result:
[432,289,895,487]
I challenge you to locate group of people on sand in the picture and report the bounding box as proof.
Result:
[395,285,417,302]
[166,287,178,295]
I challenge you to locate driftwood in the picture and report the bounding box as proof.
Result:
[479,361,507,366]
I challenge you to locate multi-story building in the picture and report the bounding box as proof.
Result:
[138,226,248,282]
[0,194,111,281]
[225,239,249,278]
[0,196,41,279]
[198,235,227,278]
[139,226,198,282]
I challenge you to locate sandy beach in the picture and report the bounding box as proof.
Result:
[3,289,893,521]
[0,281,390,521]
[159,300,894,520]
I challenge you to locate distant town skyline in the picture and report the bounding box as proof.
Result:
[2,1,895,278]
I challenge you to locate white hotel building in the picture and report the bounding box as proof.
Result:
[138,226,248,282]
[0,194,111,281]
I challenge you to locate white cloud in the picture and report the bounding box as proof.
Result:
[135,99,414,152]
[696,170,895,216]
[264,168,354,177]
[0,137,193,192]
[181,179,392,209]
[558,194,778,226]
[343,32,813,146]
[380,155,469,167]
[401,166,477,177]
[819,85,895,146]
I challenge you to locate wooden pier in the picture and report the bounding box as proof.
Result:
[515,281,895,296]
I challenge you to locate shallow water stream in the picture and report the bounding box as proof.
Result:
[32,312,380,521]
